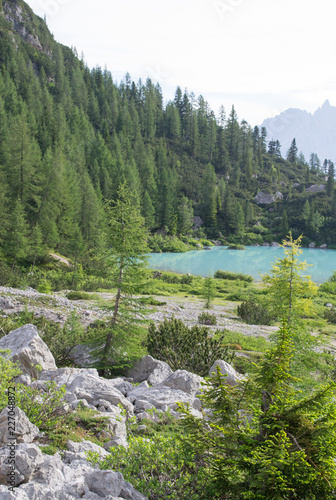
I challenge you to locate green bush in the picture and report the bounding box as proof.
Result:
[199,239,214,246]
[237,299,274,325]
[89,431,209,499]
[37,278,52,294]
[214,270,253,282]
[324,307,336,324]
[66,291,97,300]
[17,379,67,430]
[0,350,21,411]
[146,317,234,376]
[226,244,246,250]
[148,234,190,253]
[198,312,217,325]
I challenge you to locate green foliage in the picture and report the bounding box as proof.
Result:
[226,243,246,250]
[214,270,253,282]
[66,291,98,300]
[198,311,217,325]
[262,233,318,323]
[0,350,21,411]
[237,299,274,325]
[17,379,67,430]
[148,234,191,253]
[202,274,216,309]
[324,307,336,324]
[90,426,209,499]
[146,317,234,376]
[37,278,52,294]
[179,322,336,499]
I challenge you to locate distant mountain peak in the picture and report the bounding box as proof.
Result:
[262,101,336,162]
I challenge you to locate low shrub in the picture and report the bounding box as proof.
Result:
[66,291,97,301]
[199,239,215,246]
[324,308,336,324]
[139,296,167,306]
[214,270,253,282]
[237,299,274,325]
[226,244,246,250]
[198,312,217,325]
[146,317,234,376]
[89,431,209,499]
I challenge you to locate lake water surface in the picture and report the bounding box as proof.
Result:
[148,246,336,284]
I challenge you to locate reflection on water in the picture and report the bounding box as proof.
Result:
[148,247,336,283]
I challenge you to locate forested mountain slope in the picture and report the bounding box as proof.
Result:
[0,0,335,274]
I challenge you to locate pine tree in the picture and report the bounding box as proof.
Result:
[5,198,29,270]
[202,274,216,309]
[287,138,298,164]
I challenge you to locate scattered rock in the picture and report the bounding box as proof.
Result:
[209,360,245,386]
[128,355,173,386]
[0,443,44,486]
[275,191,283,200]
[0,324,57,375]
[262,242,270,247]
[255,191,275,205]
[159,370,205,396]
[320,243,328,249]
[64,439,109,464]
[306,184,325,193]
[308,242,316,248]
[0,408,39,447]
[0,296,15,309]
[271,242,280,247]
[68,344,96,368]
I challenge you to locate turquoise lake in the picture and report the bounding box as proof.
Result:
[148,247,336,284]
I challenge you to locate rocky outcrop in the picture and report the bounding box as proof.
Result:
[0,324,57,375]
[209,360,245,386]
[0,443,148,499]
[128,355,172,386]
[39,368,134,416]
[0,408,39,447]
[306,184,325,193]
[255,192,275,205]
[158,370,205,396]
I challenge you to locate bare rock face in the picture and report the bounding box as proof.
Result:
[0,407,39,447]
[306,184,325,193]
[255,191,275,205]
[39,368,134,416]
[158,370,205,396]
[209,360,245,386]
[0,442,148,499]
[0,324,57,375]
[128,355,173,386]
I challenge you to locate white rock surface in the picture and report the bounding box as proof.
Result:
[0,407,39,447]
[0,324,57,375]
[209,360,245,386]
[159,369,205,396]
[40,368,134,416]
[0,443,147,499]
[128,355,173,386]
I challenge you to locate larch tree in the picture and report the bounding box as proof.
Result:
[93,183,149,374]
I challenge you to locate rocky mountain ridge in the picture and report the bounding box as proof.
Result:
[262,99,336,162]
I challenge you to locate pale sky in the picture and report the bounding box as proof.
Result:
[25,0,336,126]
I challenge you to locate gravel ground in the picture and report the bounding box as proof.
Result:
[0,286,277,338]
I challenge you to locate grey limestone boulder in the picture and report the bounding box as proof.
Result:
[209,360,245,386]
[0,296,15,310]
[271,242,280,247]
[255,191,275,205]
[275,191,283,200]
[85,470,125,498]
[128,355,172,386]
[64,439,109,464]
[0,443,44,486]
[308,242,316,248]
[0,407,39,447]
[127,385,202,417]
[307,184,325,193]
[320,243,328,249]
[0,324,57,375]
[159,369,205,396]
[68,344,96,368]
[40,368,134,416]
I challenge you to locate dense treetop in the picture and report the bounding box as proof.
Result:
[0,0,335,271]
